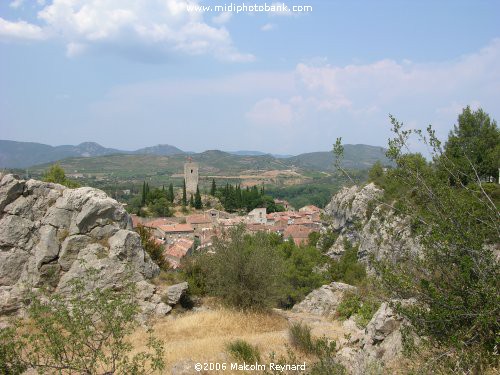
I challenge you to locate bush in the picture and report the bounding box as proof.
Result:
[278,241,330,309]
[136,225,169,271]
[318,229,338,253]
[42,163,80,188]
[226,339,261,363]
[336,292,380,328]
[329,240,366,286]
[205,225,286,310]
[287,323,346,375]
[335,110,500,372]
[0,267,165,374]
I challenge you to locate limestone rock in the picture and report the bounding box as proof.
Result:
[292,282,357,317]
[166,282,189,305]
[336,301,413,374]
[0,174,165,320]
[321,183,421,265]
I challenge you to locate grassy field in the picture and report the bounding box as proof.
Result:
[128,306,347,374]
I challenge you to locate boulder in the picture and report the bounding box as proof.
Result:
[0,174,166,320]
[336,301,414,374]
[166,282,189,305]
[292,282,357,317]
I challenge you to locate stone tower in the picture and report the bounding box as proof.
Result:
[184,157,199,195]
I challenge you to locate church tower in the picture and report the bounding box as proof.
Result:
[184,157,199,195]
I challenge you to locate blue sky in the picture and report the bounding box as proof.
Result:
[1,0,499,154]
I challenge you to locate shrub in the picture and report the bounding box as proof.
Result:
[289,322,315,354]
[205,225,286,310]
[136,225,169,271]
[287,323,346,375]
[0,267,165,374]
[335,110,500,372]
[278,241,330,309]
[42,163,80,188]
[329,240,366,286]
[318,229,338,253]
[226,339,261,363]
[336,292,380,328]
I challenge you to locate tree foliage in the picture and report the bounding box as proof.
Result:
[442,105,500,183]
[136,225,169,271]
[0,268,165,374]
[335,107,499,372]
[42,164,80,188]
[204,226,286,309]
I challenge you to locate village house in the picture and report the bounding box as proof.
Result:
[164,238,194,269]
[156,223,194,244]
[186,213,213,230]
[283,224,315,246]
[247,207,267,224]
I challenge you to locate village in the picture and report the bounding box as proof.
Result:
[131,159,324,269]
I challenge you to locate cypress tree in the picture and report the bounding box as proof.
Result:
[141,181,146,206]
[210,179,216,196]
[168,183,174,203]
[189,194,194,207]
[195,185,202,209]
[182,180,187,206]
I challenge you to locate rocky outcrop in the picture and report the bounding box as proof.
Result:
[337,302,414,374]
[166,282,189,305]
[292,282,357,317]
[0,173,169,319]
[321,183,420,263]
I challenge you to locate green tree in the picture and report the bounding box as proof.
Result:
[136,225,169,270]
[442,106,500,184]
[141,181,147,206]
[189,194,194,208]
[210,179,216,196]
[334,112,500,372]
[367,161,384,184]
[168,183,174,203]
[0,268,165,374]
[182,180,187,206]
[205,225,286,309]
[43,164,79,188]
[194,185,202,209]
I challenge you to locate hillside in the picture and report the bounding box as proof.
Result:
[0,140,185,168]
[287,144,392,171]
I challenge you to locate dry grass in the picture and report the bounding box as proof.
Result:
[129,307,290,373]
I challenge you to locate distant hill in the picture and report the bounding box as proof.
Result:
[133,144,184,156]
[287,145,392,171]
[229,150,294,159]
[0,140,126,169]
[1,140,391,178]
[0,140,184,168]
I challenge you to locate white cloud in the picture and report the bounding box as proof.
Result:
[243,39,500,147]
[0,17,45,40]
[0,0,252,62]
[212,11,232,25]
[246,98,293,126]
[66,42,87,58]
[260,23,275,32]
[9,0,24,9]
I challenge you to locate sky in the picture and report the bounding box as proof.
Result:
[1,0,499,155]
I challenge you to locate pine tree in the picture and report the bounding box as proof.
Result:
[195,185,202,209]
[210,179,216,196]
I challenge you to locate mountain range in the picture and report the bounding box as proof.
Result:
[0,140,392,173]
